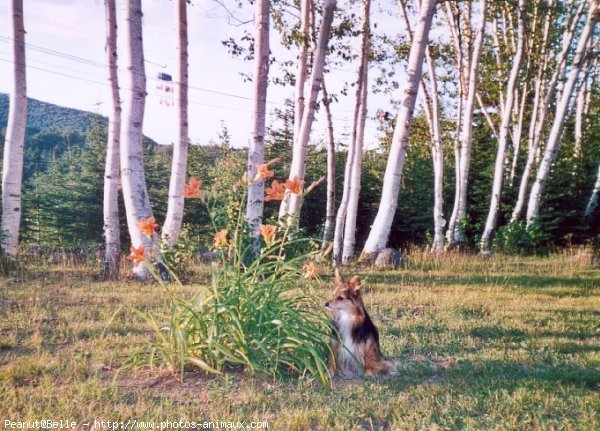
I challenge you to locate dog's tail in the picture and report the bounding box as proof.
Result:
[382,358,400,376]
[366,358,400,377]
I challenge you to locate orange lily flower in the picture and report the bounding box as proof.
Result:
[182,177,202,198]
[264,180,286,201]
[284,176,305,195]
[259,224,277,244]
[254,157,281,181]
[255,164,275,181]
[137,216,159,238]
[127,244,146,265]
[303,261,319,279]
[214,229,229,248]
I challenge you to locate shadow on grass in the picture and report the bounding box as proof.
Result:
[445,359,600,391]
[386,354,600,394]
[469,325,528,341]
[365,273,599,293]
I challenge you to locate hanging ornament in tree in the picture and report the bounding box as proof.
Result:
[156,72,174,107]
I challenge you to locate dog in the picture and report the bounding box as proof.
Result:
[325,269,397,377]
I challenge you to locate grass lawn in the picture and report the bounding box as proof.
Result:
[1,250,599,430]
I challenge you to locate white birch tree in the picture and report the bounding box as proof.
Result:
[278,0,310,221]
[341,0,371,263]
[444,0,487,247]
[360,0,437,258]
[163,0,190,246]
[321,80,336,251]
[480,0,527,252]
[245,0,270,235]
[280,0,336,224]
[102,0,121,279]
[120,0,158,279]
[332,100,358,262]
[585,162,600,217]
[1,0,27,258]
[511,0,584,222]
[574,50,594,160]
[293,0,311,146]
[398,0,445,252]
[526,0,600,228]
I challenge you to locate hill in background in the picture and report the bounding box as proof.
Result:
[0,93,106,135]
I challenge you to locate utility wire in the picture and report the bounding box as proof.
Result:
[0,36,355,114]
[0,56,358,124]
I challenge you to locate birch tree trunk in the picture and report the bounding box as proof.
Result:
[341,0,371,263]
[444,2,464,249]
[293,0,310,146]
[332,102,358,262]
[480,0,527,252]
[510,0,580,222]
[585,161,600,217]
[321,80,336,252]
[281,0,336,225]
[526,0,600,228]
[102,0,121,279]
[279,0,311,220]
[445,0,487,247]
[399,0,444,252]
[509,85,528,187]
[427,50,445,253]
[574,79,586,160]
[360,0,437,258]
[163,0,189,246]
[245,0,270,236]
[574,51,593,160]
[1,0,27,258]
[120,0,157,280]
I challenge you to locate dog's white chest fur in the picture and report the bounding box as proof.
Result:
[335,311,364,375]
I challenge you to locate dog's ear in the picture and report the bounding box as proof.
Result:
[334,268,344,285]
[348,276,361,293]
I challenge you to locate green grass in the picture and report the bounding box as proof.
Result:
[1,251,599,430]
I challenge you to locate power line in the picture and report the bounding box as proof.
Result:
[0,56,357,124]
[0,37,285,107]
[0,36,355,115]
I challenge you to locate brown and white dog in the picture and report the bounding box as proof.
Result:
[325,269,397,377]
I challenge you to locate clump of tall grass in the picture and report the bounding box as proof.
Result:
[128,164,333,385]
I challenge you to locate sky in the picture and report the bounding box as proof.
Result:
[0,0,397,149]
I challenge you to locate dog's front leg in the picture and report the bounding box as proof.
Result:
[328,338,340,376]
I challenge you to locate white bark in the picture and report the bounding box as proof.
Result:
[102,0,121,279]
[360,0,437,257]
[163,0,190,246]
[332,106,357,262]
[509,85,528,187]
[1,0,27,258]
[293,0,310,145]
[278,0,311,221]
[281,0,336,224]
[511,0,576,222]
[245,0,270,236]
[490,13,506,119]
[526,0,600,228]
[399,0,444,252]
[333,1,365,264]
[480,0,527,252]
[574,51,593,159]
[120,0,156,279]
[341,0,370,264]
[445,0,488,246]
[427,48,445,253]
[321,80,336,251]
[444,2,464,249]
[585,161,600,217]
